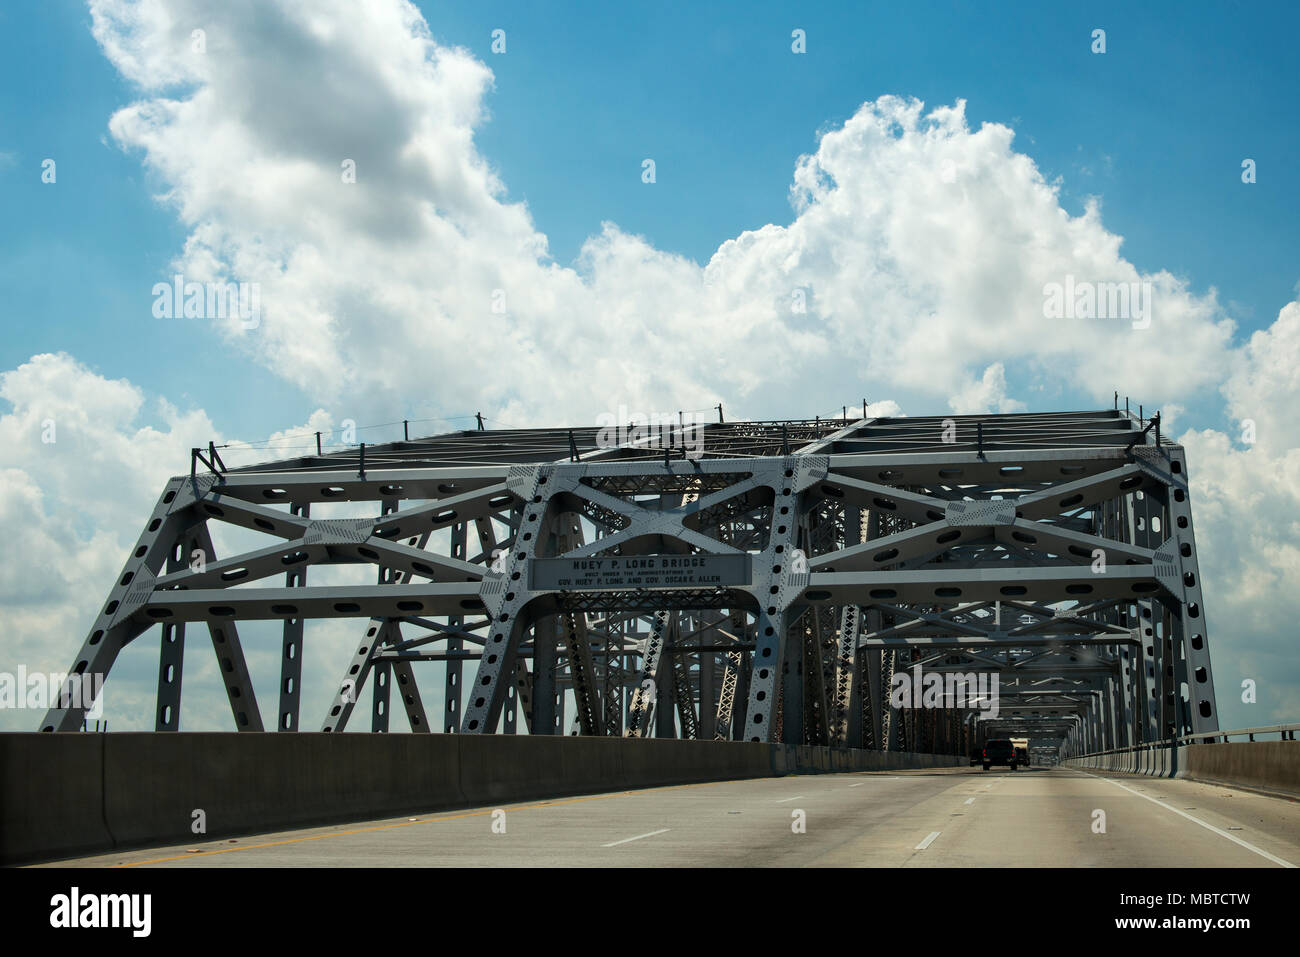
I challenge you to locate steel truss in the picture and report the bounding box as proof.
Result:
[41,410,1218,754]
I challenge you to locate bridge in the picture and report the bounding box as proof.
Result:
[4,406,1298,869]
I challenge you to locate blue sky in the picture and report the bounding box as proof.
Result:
[1,1,1298,734]
[2,1,1298,444]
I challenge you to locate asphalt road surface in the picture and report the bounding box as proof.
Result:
[41,766,1300,867]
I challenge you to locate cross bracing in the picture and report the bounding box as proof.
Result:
[40,408,1217,755]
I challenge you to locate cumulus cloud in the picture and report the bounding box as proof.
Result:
[88,0,1237,425]
[947,362,1027,415]
[1179,301,1300,727]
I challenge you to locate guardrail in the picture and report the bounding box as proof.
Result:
[1063,724,1300,794]
[1178,723,1300,745]
[1064,740,1178,777]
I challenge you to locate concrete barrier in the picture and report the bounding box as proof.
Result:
[1180,741,1300,796]
[102,732,469,851]
[618,738,770,790]
[0,733,964,865]
[456,733,619,806]
[0,733,110,865]
[1066,740,1300,796]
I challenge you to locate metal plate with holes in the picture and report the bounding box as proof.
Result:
[945,500,1017,526]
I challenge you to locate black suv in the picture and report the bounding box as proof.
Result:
[981,738,1018,771]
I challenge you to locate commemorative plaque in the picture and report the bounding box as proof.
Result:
[529,554,751,591]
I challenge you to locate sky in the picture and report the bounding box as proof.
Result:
[0,0,1297,734]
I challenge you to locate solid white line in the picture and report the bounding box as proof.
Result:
[601,828,670,848]
[915,831,941,850]
[1096,776,1296,868]
[775,795,804,803]
[964,797,976,805]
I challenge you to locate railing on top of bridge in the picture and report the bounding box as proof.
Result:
[1177,723,1300,745]
[1065,723,1300,764]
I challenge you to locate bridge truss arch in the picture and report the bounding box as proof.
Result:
[41,408,1218,755]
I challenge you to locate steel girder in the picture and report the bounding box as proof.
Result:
[40,409,1219,754]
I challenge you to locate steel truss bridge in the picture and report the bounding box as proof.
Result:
[40,408,1219,757]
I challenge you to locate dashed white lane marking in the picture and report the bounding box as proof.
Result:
[602,828,670,848]
[848,783,866,788]
[964,797,976,805]
[915,831,941,850]
[775,795,804,803]
[1095,776,1295,868]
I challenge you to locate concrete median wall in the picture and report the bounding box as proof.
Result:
[772,744,965,775]
[0,732,963,865]
[1178,741,1300,795]
[1065,740,1300,795]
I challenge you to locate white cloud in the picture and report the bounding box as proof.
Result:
[948,362,1027,415]
[89,0,1237,426]
[1179,300,1300,727]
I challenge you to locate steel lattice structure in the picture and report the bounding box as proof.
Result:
[40,408,1219,755]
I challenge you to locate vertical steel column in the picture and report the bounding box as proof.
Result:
[603,625,623,737]
[831,604,861,746]
[1162,449,1219,732]
[444,522,468,732]
[462,465,551,734]
[655,622,678,738]
[1132,488,1162,743]
[154,623,185,731]
[715,648,742,740]
[277,501,309,730]
[733,652,751,740]
[671,644,699,740]
[533,620,559,734]
[154,525,194,732]
[371,658,392,732]
[628,610,669,737]
[740,458,813,743]
[781,618,804,745]
[698,641,717,740]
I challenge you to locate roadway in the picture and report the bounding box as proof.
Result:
[39,766,1300,867]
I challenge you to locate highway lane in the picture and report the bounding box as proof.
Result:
[40,766,1300,867]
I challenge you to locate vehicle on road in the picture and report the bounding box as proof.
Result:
[1014,746,1029,767]
[982,738,1018,771]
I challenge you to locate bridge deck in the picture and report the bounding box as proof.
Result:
[38,767,1300,868]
